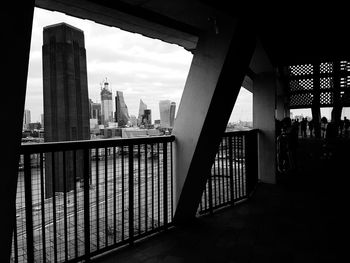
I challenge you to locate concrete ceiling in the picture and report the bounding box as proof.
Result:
[36,0,350,67]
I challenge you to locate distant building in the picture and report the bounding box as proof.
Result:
[43,23,90,198]
[40,113,44,128]
[100,81,113,126]
[143,109,152,127]
[115,91,130,127]
[170,102,176,127]
[159,100,176,128]
[23,109,31,129]
[138,99,147,126]
[130,115,137,127]
[89,99,101,124]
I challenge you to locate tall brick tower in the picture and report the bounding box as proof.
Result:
[43,23,90,198]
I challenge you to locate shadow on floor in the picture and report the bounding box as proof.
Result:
[94,138,348,263]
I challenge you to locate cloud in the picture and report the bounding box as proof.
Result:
[26,7,252,124]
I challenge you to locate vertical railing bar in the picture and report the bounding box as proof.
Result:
[233,136,238,200]
[213,151,217,208]
[62,151,68,262]
[170,142,174,220]
[51,152,58,263]
[163,142,168,229]
[220,140,225,204]
[113,147,117,244]
[239,135,245,197]
[138,144,141,235]
[236,136,241,198]
[121,146,125,241]
[157,143,160,228]
[83,148,91,262]
[228,136,234,205]
[104,147,108,247]
[144,144,148,232]
[24,153,34,263]
[39,153,46,263]
[208,166,213,214]
[151,144,154,230]
[225,137,229,203]
[95,147,100,250]
[128,144,134,244]
[73,150,78,258]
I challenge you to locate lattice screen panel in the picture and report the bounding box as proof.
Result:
[289,64,313,76]
[289,79,313,92]
[287,61,350,108]
[320,62,333,74]
[320,77,334,90]
[320,92,333,105]
[290,93,313,107]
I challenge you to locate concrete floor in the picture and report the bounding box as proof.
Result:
[93,138,348,262]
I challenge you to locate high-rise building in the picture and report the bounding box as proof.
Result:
[43,23,90,198]
[138,99,147,126]
[159,100,176,128]
[143,109,152,127]
[170,102,176,128]
[41,114,44,128]
[23,109,31,129]
[89,99,102,124]
[130,115,137,127]
[100,81,113,126]
[115,91,130,127]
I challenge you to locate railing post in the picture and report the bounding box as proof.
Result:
[24,153,34,263]
[163,142,168,229]
[228,136,235,205]
[83,148,91,262]
[245,130,259,196]
[128,144,134,244]
[208,172,213,215]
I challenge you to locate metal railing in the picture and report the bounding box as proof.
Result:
[198,130,258,214]
[12,136,174,263]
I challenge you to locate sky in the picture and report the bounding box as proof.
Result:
[25,7,252,123]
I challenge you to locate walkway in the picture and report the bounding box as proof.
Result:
[93,138,348,262]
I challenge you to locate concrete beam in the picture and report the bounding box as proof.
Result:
[0,1,35,261]
[173,17,256,223]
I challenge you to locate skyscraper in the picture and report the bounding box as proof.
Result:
[159,100,171,128]
[115,91,130,127]
[43,23,90,198]
[23,109,31,129]
[170,102,176,128]
[100,81,113,126]
[159,100,176,128]
[138,99,147,126]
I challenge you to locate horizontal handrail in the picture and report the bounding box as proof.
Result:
[20,135,175,154]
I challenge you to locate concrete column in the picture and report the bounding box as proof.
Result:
[276,77,288,121]
[253,73,277,184]
[0,1,35,261]
[173,18,256,223]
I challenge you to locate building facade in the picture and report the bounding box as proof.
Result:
[159,100,176,128]
[138,99,147,126]
[100,81,113,126]
[42,23,90,198]
[23,109,31,129]
[115,91,130,127]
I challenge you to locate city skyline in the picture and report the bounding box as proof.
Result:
[25,7,253,124]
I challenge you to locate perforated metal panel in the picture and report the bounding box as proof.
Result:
[287,61,350,108]
[290,93,313,107]
[320,92,333,105]
[289,64,313,76]
[320,62,333,74]
[320,77,333,89]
